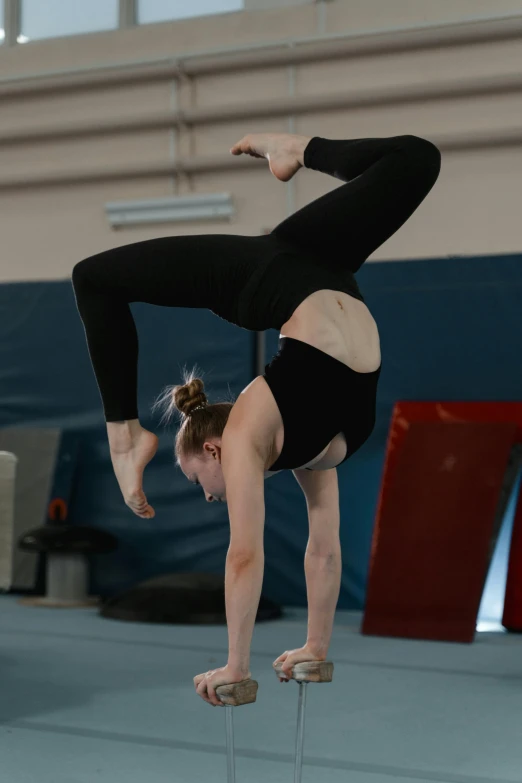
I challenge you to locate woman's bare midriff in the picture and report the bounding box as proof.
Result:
[229,290,381,479]
[280,289,381,374]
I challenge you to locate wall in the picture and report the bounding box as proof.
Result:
[1,0,521,606]
[0,0,521,282]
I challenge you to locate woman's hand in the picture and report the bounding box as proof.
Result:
[273,644,326,682]
[194,664,251,707]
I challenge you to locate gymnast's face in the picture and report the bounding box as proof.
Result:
[180,439,227,504]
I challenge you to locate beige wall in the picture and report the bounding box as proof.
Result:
[1,0,522,283]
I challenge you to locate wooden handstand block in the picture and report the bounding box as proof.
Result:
[216,678,259,706]
[273,660,334,683]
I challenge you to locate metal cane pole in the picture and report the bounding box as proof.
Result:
[216,679,258,783]
[273,661,334,783]
[225,705,235,783]
[294,681,308,783]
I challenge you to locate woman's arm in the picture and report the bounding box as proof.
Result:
[293,468,342,655]
[304,545,342,656]
[222,434,267,674]
[225,551,265,674]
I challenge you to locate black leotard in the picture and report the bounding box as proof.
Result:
[72,134,440,469]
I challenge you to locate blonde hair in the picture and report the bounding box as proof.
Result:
[151,365,235,466]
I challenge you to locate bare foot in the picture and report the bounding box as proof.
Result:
[109,427,159,519]
[230,133,307,182]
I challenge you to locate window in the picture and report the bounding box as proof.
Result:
[20,0,119,42]
[0,0,4,45]
[138,0,243,25]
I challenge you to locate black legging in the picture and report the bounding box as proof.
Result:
[72,134,441,421]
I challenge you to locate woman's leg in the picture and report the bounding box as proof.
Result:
[270,134,441,272]
[72,233,256,422]
[72,232,259,518]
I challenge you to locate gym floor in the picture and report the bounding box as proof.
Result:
[0,594,519,783]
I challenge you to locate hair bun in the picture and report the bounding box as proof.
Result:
[151,365,210,427]
[174,378,208,418]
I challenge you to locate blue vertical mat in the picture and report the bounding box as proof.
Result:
[1,252,521,607]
